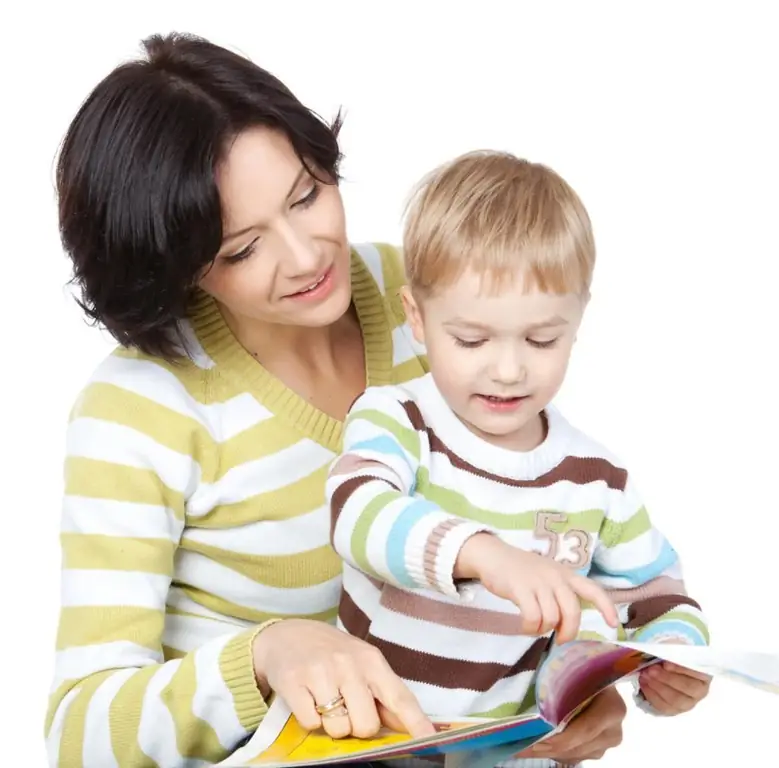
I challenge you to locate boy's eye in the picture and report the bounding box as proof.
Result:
[454,337,485,349]
[528,338,558,349]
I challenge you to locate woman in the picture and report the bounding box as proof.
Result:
[45,31,632,767]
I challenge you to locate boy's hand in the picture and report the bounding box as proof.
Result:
[638,661,712,715]
[455,533,619,644]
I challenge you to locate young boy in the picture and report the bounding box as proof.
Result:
[326,151,709,724]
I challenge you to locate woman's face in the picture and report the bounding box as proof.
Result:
[200,127,351,330]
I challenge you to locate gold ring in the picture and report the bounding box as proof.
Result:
[315,694,346,715]
[321,704,349,719]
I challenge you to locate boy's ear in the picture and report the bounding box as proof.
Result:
[400,286,425,346]
[574,290,591,343]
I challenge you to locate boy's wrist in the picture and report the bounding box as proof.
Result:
[453,531,501,580]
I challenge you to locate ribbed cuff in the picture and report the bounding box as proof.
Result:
[428,520,491,598]
[219,620,281,731]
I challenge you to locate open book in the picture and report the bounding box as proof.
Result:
[219,639,779,767]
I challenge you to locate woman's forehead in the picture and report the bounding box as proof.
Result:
[218,127,307,232]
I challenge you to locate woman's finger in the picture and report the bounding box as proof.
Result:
[308,669,352,739]
[367,654,435,738]
[338,676,382,739]
[526,687,624,761]
[280,682,323,732]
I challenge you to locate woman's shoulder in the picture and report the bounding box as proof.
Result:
[68,334,215,435]
[350,241,428,379]
[350,242,407,296]
[350,241,409,324]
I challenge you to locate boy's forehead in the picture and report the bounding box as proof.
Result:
[428,272,583,328]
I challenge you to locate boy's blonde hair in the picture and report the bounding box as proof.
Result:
[402,150,595,296]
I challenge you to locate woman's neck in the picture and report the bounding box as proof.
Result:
[219,302,360,377]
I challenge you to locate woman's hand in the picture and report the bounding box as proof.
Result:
[252,619,436,740]
[517,685,627,763]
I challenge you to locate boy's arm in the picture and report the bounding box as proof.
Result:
[326,387,489,597]
[589,472,710,647]
[587,471,710,715]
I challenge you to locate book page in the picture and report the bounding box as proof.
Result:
[614,641,779,694]
[535,640,660,725]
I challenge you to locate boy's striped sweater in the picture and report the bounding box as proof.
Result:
[327,373,709,718]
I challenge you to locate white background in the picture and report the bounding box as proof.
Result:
[2,1,777,764]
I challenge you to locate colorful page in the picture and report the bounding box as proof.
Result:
[535,640,661,726]
[218,702,553,767]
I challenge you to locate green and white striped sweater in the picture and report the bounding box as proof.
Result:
[45,243,428,767]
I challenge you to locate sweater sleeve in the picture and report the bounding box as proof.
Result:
[45,355,270,767]
[326,386,489,597]
[588,472,710,649]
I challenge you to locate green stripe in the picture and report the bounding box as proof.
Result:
[651,610,710,643]
[472,683,537,719]
[347,408,420,460]
[179,540,341,589]
[56,672,116,768]
[417,468,605,531]
[178,586,338,625]
[601,506,652,548]
[351,490,400,573]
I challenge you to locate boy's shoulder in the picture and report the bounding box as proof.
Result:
[346,376,432,423]
[552,406,631,487]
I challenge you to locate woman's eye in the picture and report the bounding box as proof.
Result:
[293,182,320,210]
[224,237,259,265]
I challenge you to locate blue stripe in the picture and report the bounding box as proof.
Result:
[597,539,678,585]
[386,499,439,587]
[349,435,409,463]
[633,619,708,647]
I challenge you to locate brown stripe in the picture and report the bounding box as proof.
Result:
[368,634,551,692]
[401,399,428,432]
[605,576,687,606]
[329,474,400,542]
[422,518,461,588]
[379,584,527,636]
[338,587,372,641]
[625,594,702,629]
[401,400,626,491]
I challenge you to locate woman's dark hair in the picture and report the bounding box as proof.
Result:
[57,32,344,359]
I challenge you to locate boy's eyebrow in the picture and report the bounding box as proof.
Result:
[444,315,569,332]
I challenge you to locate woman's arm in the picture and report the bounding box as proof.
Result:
[45,354,269,767]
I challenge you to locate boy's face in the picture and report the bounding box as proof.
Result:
[402,268,586,451]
